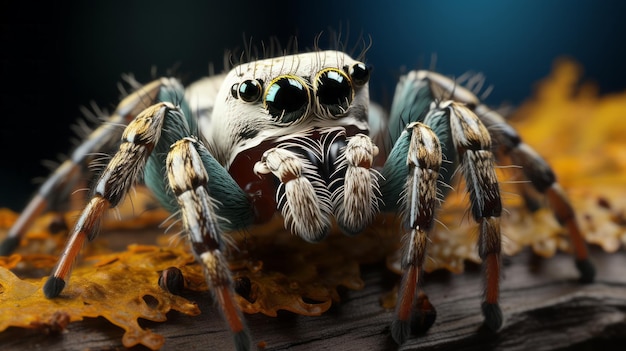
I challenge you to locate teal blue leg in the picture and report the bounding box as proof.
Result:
[382,121,443,345]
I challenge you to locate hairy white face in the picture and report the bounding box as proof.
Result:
[199,50,371,167]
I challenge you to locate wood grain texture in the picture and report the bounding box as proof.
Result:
[1,228,625,351]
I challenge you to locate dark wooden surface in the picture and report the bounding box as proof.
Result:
[1,229,625,351]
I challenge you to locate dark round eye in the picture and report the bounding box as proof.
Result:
[314,68,353,116]
[349,62,370,87]
[264,75,310,124]
[233,79,263,102]
[313,68,353,116]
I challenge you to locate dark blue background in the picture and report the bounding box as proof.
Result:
[2,0,625,210]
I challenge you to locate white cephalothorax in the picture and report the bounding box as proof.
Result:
[190,51,371,167]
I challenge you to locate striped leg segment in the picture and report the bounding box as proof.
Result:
[448,102,503,331]
[476,105,595,283]
[43,102,173,297]
[389,122,442,344]
[167,138,251,351]
[0,79,175,256]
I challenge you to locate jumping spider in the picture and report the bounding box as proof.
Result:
[0,48,594,350]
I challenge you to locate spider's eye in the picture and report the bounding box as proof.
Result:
[264,75,310,124]
[349,62,370,87]
[314,68,353,117]
[232,79,263,102]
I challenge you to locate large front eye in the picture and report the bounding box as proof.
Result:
[314,68,353,116]
[264,75,310,124]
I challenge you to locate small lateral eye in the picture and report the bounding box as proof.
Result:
[314,68,353,117]
[231,79,263,102]
[264,75,310,124]
[349,62,370,87]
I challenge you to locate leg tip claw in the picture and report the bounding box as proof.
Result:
[158,267,185,295]
[411,293,437,334]
[391,292,438,344]
[390,319,412,345]
[43,276,66,298]
[481,302,503,332]
[575,259,595,284]
[233,330,252,351]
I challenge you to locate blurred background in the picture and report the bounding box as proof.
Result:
[1,0,625,211]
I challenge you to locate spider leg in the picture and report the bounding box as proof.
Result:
[446,102,503,332]
[384,99,505,342]
[0,79,175,255]
[167,138,251,350]
[382,122,442,344]
[476,105,595,283]
[43,101,177,297]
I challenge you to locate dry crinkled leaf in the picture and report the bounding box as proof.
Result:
[0,245,200,350]
[166,217,398,316]
[0,208,399,349]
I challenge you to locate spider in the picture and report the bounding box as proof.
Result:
[0,48,595,350]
